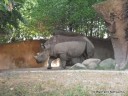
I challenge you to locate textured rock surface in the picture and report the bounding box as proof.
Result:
[99,58,116,70]
[82,58,101,69]
[70,63,87,70]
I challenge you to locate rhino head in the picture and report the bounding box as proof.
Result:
[34,49,49,63]
[43,36,57,49]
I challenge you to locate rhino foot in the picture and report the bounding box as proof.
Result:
[47,67,52,69]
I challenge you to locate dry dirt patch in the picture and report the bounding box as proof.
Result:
[0,68,128,96]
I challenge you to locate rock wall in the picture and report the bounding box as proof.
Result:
[0,40,47,70]
[89,37,114,60]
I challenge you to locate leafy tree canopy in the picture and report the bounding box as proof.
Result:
[0,0,24,34]
[30,0,106,37]
[0,0,107,43]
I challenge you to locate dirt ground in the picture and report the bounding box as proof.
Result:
[0,68,128,96]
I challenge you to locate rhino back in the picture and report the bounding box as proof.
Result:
[53,41,86,57]
[55,35,86,43]
[45,35,86,45]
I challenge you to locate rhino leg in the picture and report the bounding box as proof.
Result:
[60,60,66,69]
[60,54,67,69]
[47,57,55,69]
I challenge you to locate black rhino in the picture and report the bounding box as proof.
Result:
[35,34,94,69]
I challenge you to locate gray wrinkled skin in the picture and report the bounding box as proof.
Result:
[35,35,94,69]
[34,50,49,63]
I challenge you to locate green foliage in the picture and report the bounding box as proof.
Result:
[0,0,26,43]
[0,0,108,43]
[0,84,29,96]
[16,0,45,40]
[0,84,90,96]
[29,0,107,37]
[0,0,24,34]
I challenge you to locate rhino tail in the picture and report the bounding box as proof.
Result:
[83,37,95,58]
[87,41,95,58]
[83,44,88,59]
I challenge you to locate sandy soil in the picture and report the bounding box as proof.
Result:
[0,68,128,96]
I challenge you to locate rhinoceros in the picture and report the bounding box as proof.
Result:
[35,35,94,69]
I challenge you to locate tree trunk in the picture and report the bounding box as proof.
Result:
[93,0,128,70]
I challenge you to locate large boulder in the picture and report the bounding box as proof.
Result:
[98,58,116,70]
[70,63,87,70]
[82,58,101,70]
